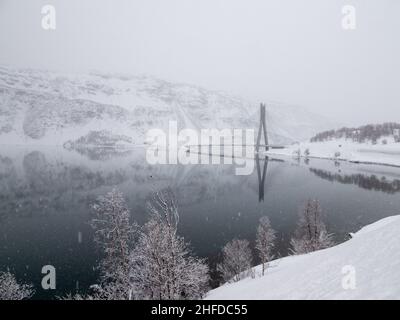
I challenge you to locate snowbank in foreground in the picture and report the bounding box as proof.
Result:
[264,138,400,168]
[206,215,400,300]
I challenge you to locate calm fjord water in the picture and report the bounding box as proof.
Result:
[1,146,400,299]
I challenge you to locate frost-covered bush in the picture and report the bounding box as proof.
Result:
[255,217,276,276]
[0,271,34,300]
[90,188,136,300]
[290,199,334,255]
[130,188,209,300]
[84,188,209,300]
[217,239,253,283]
[130,217,209,299]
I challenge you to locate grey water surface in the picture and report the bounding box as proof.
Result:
[1,146,400,298]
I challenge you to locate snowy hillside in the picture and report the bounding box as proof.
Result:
[265,123,400,167]
[267,136,400,167]
[0,66,336,146]
[206,215,400,300]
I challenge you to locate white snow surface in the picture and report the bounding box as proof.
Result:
[265,137,400,168]
[206,215,400,300]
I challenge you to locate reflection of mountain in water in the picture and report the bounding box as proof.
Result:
[309,168,400,194]
[0,151,129,219]
[64,130,135,160]
[67,146,134,161]
[3,146,400,225]
[0,148,256,221]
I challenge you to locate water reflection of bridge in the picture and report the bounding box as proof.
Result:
[184,103,283,202]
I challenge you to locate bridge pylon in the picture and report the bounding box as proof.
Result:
[256,103,269,152]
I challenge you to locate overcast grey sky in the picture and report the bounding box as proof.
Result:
[0,0,399,126]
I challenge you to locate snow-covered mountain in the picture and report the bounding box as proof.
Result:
[0,66,337,146]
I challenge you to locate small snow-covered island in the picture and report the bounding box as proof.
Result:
[206,215,400,300]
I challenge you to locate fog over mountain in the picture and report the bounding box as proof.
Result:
[0,66,337,146]
[1,0,399,126]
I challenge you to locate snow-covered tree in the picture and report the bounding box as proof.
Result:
[130,188,209,299]
[130,219,209,299]
[65,188,208,300]
[90,188,136,300]
[217,239,253,283]
[290,199,334,255]
[146,187,179,232]
[255,216,276,276]
[60,293,91,300]
[0,271,34,300]
[310,123,400,143]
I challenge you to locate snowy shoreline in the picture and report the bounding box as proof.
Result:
[206,215,400,300]
[263,138,400,169]
[267,152,400,169]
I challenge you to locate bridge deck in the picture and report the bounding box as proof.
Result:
[186,144,286,149]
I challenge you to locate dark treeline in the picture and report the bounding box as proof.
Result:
[310,123,400,144]
[309,168,400,194]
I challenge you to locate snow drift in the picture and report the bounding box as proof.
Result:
[206,215,400,299]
